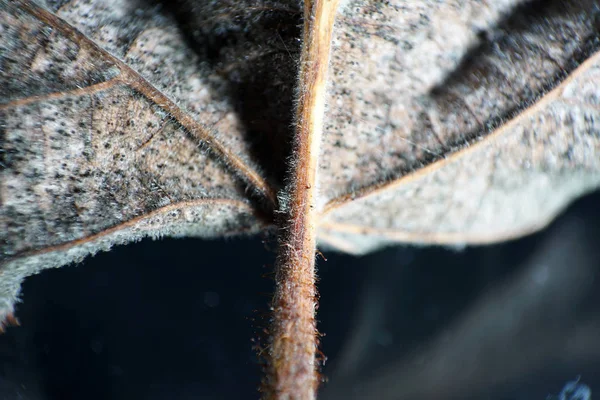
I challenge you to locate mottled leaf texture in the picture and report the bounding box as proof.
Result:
[1,0,599,385]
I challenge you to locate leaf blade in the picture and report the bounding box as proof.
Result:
[317,0,600,253]
[0,0,274,318]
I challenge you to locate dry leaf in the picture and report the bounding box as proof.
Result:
[1,0,600,397]
[319,0,600,253]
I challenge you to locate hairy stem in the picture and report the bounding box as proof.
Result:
[263,1,340,399]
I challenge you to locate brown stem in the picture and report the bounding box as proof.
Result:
[263,1,340,399]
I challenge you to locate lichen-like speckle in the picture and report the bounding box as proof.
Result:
[317,0,600,253]
[0,0,272,319]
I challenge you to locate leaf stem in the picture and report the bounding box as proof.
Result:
[264,0,340,399]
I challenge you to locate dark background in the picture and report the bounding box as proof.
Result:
[0,189,599,400]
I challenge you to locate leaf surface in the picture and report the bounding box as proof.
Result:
[0,0,285,317]
[318,0,600,253]
[1,0,599,353]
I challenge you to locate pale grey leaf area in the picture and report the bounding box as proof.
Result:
[319,0,600,252]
